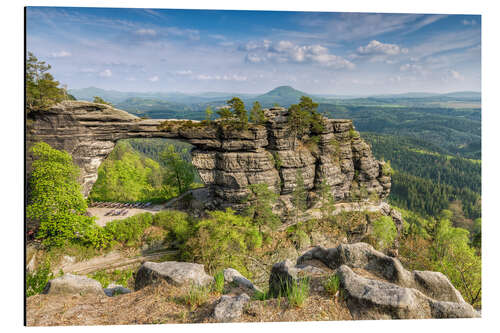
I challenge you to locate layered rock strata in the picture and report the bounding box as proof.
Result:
[27,101,391,213]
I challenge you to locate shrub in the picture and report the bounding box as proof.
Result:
[183,209,262,276]
[323,274,340,296]
[372,216,397,251]
[284,278,310,308]
[382,160,394,176]
[26,261,54,297]
[103,213,153,247]
[89,269,134,288]
[152,210,192,243]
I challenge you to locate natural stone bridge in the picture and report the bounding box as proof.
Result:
[27,101,391,213]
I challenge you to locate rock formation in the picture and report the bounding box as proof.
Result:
[27,101,391,215]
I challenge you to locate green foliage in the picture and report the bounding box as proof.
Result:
[152,210,193,243]
[287,96,324,148]
[291,171,308,224]
[372,216,397,251]
[245,183,280,232]
[89,269,134,288]
[272,152,282,170]
[249,101,266,124]
[26,261,54,297]
[204,106,213,123]
[26,52,65,111]
[318,180,336,221]
[323,274,340,296]
[227,97,248,129]
[103,213,153,247]
[161,145,196,195]
[381,160,394,176]
[89,141,172,203]
[183,208,262,276]
[284,278,310,308]
[212,271,225,294]
[92,96,113,106]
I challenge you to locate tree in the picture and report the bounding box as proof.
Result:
[245,183,280,232]
[26,52,65,111]
[291,170,308,225]
[93,96,113,106]
[227,97,248,129]
[318,180,336,221]
[27,142,95,247]
[298,96,323,134]
[160,145,195,195]
[372,216,397,251]
[249,101,266,124]
[287,104,310,149]
[205,106,213,123]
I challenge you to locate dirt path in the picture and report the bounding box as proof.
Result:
[87,205,165,227]
[58,249,177,275]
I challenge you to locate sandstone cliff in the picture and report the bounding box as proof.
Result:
[27,101,391,215]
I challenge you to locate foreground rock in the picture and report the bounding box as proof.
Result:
[268,259,326,297]
[43,274,105,296]
[103,283,132,297]
[223,268,261,293]
[135,261,213,289]
[213,293,250,322]
[296,243,479,319]
[338,265,479,319]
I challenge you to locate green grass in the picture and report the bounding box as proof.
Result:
[26,261,54,297]
[284,278,310,308]
[88,269,134,288]
[181,283,211,310]
[212,271,225,294]
[323,274,340,296]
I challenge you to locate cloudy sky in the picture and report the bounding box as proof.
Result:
[26,7,481,95]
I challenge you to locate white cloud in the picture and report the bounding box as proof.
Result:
[99,69,112,77]
[242,40,354,69]
[357,40,408,56]
[135,28,156,36]
[449,70,465,81]
[148,76,159,82]
[175,70,193,76]
[51,50,71,58]
[462,19,477,26]
[195,74,247,81]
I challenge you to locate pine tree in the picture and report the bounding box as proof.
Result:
[227,97,248,129]
[249,101,266,124]
[26,52,65,111]
[245,183,280,232]
[291,170,308,225]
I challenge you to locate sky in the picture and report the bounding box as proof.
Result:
[26,7,481,95]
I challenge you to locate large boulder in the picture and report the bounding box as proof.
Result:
[135,261,214,290]
[337,265,479,320]
[43,273,105,296]
[213,293,250,322]
[223,268,262,293]
[268,259,326,297]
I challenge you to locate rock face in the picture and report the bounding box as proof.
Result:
[43,273,105,296]
[268,259,326,297]
[213,293,250,322]
[296,243,479,319]
[134,261,213,290]
[223,268,262,293]
[27,101,390,214]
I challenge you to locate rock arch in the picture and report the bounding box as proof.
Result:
[27,101,391,212]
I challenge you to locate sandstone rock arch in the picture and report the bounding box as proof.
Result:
[27,101,391,212]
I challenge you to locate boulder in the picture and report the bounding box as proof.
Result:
[213,293,250,322]
[43,273,105,296]
[223,268,262,293]
[268,259,326,297]
[103,283,132,297]
[135,261,213,290]
[337,265,479,320]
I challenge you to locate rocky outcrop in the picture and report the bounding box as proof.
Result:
[213,293,250,322]
[27,101,390,214]
[268,259,327,297]
[43,273,105,296]
[295,243,479,319]
[134,261,213,290]
[223,268,261,293]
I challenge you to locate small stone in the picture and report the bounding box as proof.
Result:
[213,293,250,322]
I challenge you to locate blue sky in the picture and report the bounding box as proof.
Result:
[26,7,481,94]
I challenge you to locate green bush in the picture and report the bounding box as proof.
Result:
[103,213,153,247]
[323,274,340,295]
[372,216,397,251]
[89,269,134,288]
[152,210,192,243]
[183,209,262,276]
[26,261,54,297]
